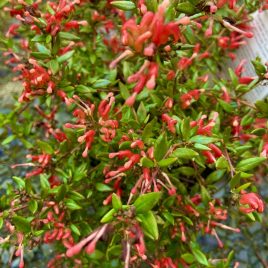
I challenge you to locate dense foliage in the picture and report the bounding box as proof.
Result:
[1,0,268,267]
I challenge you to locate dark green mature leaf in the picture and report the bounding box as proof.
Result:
[119,82,130,100]
[171,148,198,159]
[137,102,147,123]
[57,50,75,63]
[236,157,266,172]
[180,118,191,140]
[230,173,241,189]
[59,32,80,40]
[36,140,54,154]
[154,133,169,161]
[140,157,154,168]
[142,120,155,142]
[137,211,159,240]
[176,2,197,14]
[218,99,233,113]
[206,170,225,184]
[158,157,177,167]
[134,192,162,214]
[47,59,59,74]
[12,216,31,233]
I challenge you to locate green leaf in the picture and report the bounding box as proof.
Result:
[158,158,177,167]
[162,211,174,225]
[137,211,159,240]
[40,174,51,190]
[170,148,198,159]
[180,118,191,140]
[176,2,196,14]
[190,135,217,144]
[93,79,111,88]
[255,100,268,115]
[1,135,16,145]
[57,50,75,63]
[100,208,116,223]
[246,212,255,221]
[68,191,85,200]
[36,43,51,55]
[206,170,225,184]
[251,128,266,136]
[192,248,208,266]
[236,157,266,172]
[140,157,155,168]
[12,216,31,233]
[119,82,130,100]
[134,192,162,214]
[112,193,122,211]
[176,166,195,176]
[154,133,169,161]
[194,143,211,151]
[230,173,241,189]
[235,182,251,193]
[47,59,59,74]
[76,85,97,94]
[59,32,80,40]
[201,186,210,204]
[241,114,254,127]
[0,0,9,8]
[181,253,195,264]
[142,120,155,142]
[12,176,25,189]
[137,102,147,123]
[218,99,233,113]
[65,199,82,210]
[0,218,3,230]
[252,57,266,76]
[70,224,81,236]
[30,52,50,59]
[96,183,113,192]
[36,140,54,154]
[56,184,67,201]
[226,250,235,266]
[28,200,38,214]
[216,156,229,169]
[111,1,136,10]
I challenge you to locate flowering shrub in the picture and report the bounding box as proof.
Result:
[0,0,268,267]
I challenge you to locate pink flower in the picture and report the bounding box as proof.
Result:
[239,192,265,214]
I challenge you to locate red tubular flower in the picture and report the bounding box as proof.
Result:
[77,130,95,158]
[180,89,203,109]
[121,1,181,55]
[239,192,265,214]
[209,144,223,158]
[202,151,216,164]
[98,93,115,119]
[162,114,177,134]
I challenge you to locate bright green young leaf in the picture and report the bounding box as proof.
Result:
[137,211,159,240]
[134,192,162,214]
[236,157,266,172]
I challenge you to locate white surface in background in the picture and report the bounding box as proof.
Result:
[232,11,268,102]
